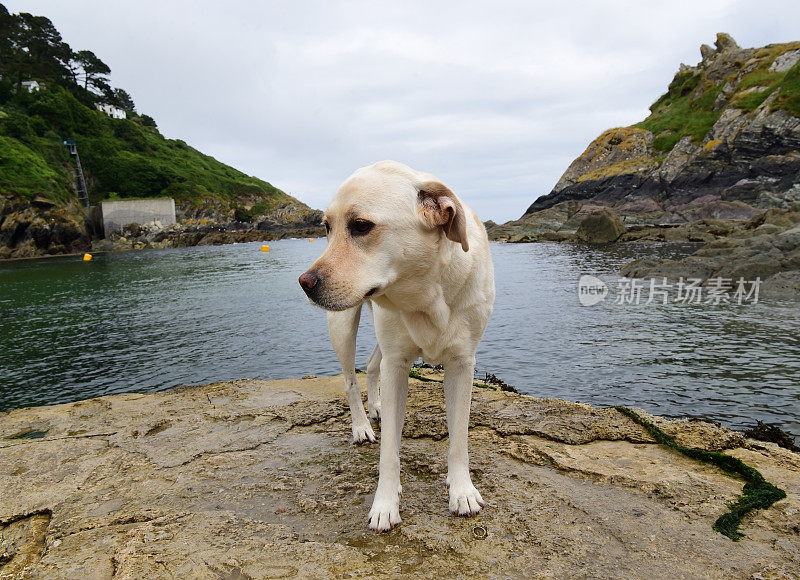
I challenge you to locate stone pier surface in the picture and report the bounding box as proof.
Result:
[1,373,798,579]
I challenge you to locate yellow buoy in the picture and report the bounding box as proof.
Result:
[83,253,92,261]
[308,238,314,242]
[261,244,270,252]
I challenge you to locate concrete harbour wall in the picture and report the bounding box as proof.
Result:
[101,199,175,236]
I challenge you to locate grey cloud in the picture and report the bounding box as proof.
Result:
[8,0,800,221]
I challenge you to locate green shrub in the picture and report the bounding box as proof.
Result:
[653,132,681,152]
[734,87,776,112]
[92,151,175,198]
[0,136,70,201]
[28,115,50,137]
[773,63,800,116]
[638,73,724,152]
[138,114,157,127]
[112,119,148,152]
[27,88,76,134]
[0,110,34,140]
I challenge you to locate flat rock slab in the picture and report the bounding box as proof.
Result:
[1,374,798,578]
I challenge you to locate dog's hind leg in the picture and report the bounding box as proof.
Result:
[366,343,382,420]
[328,305,375,444]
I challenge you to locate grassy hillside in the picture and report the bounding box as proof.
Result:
[0,85,290,212]
[0,3,297,215]
[636,39,800,152]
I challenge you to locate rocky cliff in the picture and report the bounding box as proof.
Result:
[492,34,800,242]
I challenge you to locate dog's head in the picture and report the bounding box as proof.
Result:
[299,161,469,311]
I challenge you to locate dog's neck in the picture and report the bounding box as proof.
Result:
[372,237,473,351]
[380,234,469,302]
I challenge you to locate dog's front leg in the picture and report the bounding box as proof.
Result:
[367,356,411,532]
[327,306,375,443]
[444,355,484,516]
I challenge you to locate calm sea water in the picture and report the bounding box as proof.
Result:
[1,240,798,437]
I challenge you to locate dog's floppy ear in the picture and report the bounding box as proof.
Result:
[417,181,469,252]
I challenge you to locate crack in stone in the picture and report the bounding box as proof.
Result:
[0,509,53,528]
[166,439,278,468]
[55,513,190,540]
[0,432,118,449]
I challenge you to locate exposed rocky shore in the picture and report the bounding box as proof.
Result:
[0,195,324,260]
[0,196,91,260]
[1,371,798,578]
[620,209,800,296]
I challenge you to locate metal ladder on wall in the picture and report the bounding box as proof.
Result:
[62,137,89,207]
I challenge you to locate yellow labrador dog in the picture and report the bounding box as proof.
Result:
[299,161,495,532]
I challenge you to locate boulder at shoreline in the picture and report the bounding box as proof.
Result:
[1,373,798,578]
[574,208,627,243]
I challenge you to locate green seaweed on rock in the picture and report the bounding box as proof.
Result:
[614,406,786,541]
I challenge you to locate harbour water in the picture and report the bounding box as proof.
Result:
[1,239,798,436]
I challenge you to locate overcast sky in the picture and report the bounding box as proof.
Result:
[7,1,800,221]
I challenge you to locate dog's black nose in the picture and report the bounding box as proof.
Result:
[299,270,320,294]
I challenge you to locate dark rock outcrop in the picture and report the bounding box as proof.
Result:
[0,196,91,260]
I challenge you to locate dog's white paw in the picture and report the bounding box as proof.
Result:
[368,402,381,421]
[449,483,484,517]
[352,422,376,444]
[368,493,401,532]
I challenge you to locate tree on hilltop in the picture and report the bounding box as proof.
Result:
[12,11,73,88]
[74,49,110,92]
[0,4,13,64]
[0,3,148,121]
[104,87,135,112]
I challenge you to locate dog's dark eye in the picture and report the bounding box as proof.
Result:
[349,219,374,236]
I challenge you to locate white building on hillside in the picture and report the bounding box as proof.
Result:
[20,80,41,92]
[95,103,127,119]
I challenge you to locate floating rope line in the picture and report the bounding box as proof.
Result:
[614,406,786,540]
